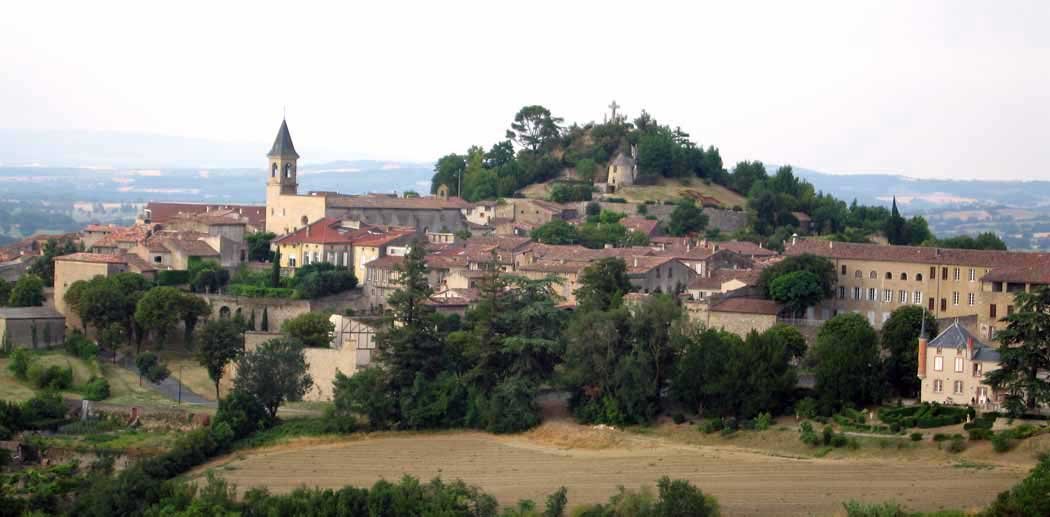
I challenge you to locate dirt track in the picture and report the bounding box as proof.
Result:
[204,428,1026,516]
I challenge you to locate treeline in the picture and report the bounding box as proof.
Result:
[430,106,726,202]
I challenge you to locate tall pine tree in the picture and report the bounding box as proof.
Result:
[374,239,448,393]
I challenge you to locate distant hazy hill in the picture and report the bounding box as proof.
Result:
[790,167,1050,209]
[0,161,434,204]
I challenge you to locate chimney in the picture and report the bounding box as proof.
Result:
[633,257,639,268]
[306,224,311,237]
[967,336,974,359]
[829,241,834,249]
[917,334,928,379]
[791,233,798,246]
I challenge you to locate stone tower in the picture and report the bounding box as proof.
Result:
[267,119,300,198]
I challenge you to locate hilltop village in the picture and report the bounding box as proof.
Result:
[1,114,1048,516]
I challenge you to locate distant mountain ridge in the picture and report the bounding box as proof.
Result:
[788,166,1050,209]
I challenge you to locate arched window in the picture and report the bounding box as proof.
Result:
[301,215,309,226]
[900,272,908,281]
[869,271,877,279]
[271,163,277,177]
[854,271,862,279]
[916,273,924,282]
[285,163,293,178]
[885,272,892,280]
[219,306,231,319]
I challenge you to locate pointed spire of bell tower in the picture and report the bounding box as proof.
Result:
[268,119,300,159]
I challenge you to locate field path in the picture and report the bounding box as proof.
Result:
[202,429,1026,516]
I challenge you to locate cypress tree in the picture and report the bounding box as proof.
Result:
[270,250,281,288]
[260,307,269,332]
[248,309,256,331]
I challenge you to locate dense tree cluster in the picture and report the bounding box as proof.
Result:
[431,106,725,202]
[986,286,1050,415]
[329,241,567,433]
[26,237,79,287]
[531,210,648,249]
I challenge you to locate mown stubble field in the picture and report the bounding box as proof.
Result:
[201,423,1028,516]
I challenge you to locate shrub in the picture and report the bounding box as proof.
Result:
[699,418,723,434]
[156,270,190,286]
[822,425,835,446]
[799,421,821,446]
[933,433,949,442]
[969,428,994,441]
[135,352,170,384]
[20,392,67,427]
[831,434,849,448]
[81,376,111,401]
[992,433,1015,453]
[215,388,272,439]
[842,500,908,517]
[7,347,34,379]
[795,397,818,419]
[755,412,772,431]
[672,413,686,424]
[946,437,966,454]
[27,363,74,390]
[983,454,1050,516]
[228,284,295,298]
[910,432,923,441]
[63,332,98,360]
[549,183,593,203]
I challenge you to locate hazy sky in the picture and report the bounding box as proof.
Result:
[2,1,1048,179]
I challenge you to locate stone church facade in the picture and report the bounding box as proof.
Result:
[264,120,468,237]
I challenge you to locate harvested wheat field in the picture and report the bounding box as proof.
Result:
[203,423,1027,516]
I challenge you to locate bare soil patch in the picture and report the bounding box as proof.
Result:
[201,423,1026,516]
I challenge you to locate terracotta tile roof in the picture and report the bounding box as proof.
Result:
[146,202,265,229]
[626,255,678,274]
[162,239,219,257]
[980,264,1050,284]
[518,261,586,274]
[326,195,472,210]
[56,252,134,265]
[688,269,762,290]
[274,219,413,247]
[91,225,153,248]
[364,255,405,270]
[462,236,533,251]
[352,227,416,247]
[172,209,249,226]
[83,224,117,233]
[620,216,659,237]
[710,297,781,315]
[785,237,1050,268]
[716,240,778,257]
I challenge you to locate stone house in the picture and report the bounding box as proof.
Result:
[626,256,697,295]
[684,296,782,338]
[273,217,416,283]
[502,199,578,227]
[53,252,157,322]
[0,307,66,349]
[686,268,762,302]
[918,321,1002,409]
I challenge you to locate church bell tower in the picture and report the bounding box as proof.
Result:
[267,119,299,196]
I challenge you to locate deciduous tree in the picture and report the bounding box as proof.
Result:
[233,338,313,420]
[196,319,244,399]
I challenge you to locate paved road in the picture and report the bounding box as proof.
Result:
[107,353,215,406]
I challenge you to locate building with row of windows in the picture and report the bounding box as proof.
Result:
[785,238,1050,341]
